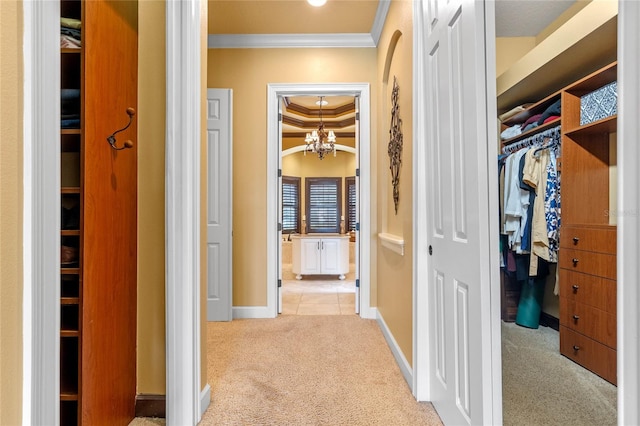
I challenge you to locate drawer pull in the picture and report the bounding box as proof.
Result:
[573,345,580,351]
[573,236,580,244]
[573,315,580,321]
[572,258,579,266]
[572,284,580,292]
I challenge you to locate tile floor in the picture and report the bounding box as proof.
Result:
[281,263,356,315]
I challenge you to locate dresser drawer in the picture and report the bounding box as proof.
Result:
[560,225,616,254]
[559,248,616,280]
[560,298,616,349]
[559,269,616,314]
[560,326,617,385]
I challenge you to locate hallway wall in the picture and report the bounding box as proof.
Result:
[207,48,378,307]
[375,0,414,366]
[0,2,24,424]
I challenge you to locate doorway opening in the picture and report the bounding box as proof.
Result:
[278,96,358,315]
[266,83,374,319]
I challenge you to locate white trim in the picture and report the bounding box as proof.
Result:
[376,309,413,391]
[208,33,376,49]
[232,306,274,319]
[370,0,391,46]
[23,1,60,424]
[200,383,211,418]
[267,83,374,320]
[378,233,405,256]
[165,1,202,424]
[281,144,356,157]
[412,0,430,402]
[618,2,640,424]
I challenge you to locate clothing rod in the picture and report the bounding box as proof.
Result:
[502,125,562,154]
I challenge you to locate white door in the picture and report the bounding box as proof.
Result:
[207,88,233,321]
[422,0,498,424]
[354,96,361,314]
[277,98,284,313]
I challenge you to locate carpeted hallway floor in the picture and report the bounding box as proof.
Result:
[130,315,618,426]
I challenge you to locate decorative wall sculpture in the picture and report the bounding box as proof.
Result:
[388,76,403,214]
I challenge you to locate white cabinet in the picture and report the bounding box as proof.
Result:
[291,235,349,280]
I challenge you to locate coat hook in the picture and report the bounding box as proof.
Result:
[107,107,136,150]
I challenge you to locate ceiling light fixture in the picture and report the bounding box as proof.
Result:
[307,0,327,7]
[304,96,336,160]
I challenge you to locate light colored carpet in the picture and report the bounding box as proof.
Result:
[130,319,618,426]
[501,321,617,426]
[199,316,441,425]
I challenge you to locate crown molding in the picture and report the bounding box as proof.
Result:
[371,0,391,45]
[208,33,376,49]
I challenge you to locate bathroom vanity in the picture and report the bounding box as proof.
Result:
[291,234,350,280]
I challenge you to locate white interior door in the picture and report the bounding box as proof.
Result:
[207,88,233,321]
[422,0,498,424]
[354,95,361,314]
[277,97,284,314]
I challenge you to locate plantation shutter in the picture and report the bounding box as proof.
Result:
[345,176,356,232]
[306,177,342,234]
[282,176,300,233]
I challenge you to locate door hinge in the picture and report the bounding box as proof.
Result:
[356,112,360,120]
[278,223,282,231]
[356,168,360,177]
[278,168,282,177]
[278,279,282,288]
[356,223,360,231]
[278,113,282,121]
[356,279,360,288]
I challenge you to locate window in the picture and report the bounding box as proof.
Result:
[345,176,356,232]
[305,177,342,234]
[282,176,300,234]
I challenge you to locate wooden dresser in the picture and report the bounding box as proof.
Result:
[558,62,617,385]
[558,225,617,384]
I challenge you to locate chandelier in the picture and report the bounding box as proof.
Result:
[304,96,337,160]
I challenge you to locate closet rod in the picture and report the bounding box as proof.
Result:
[502,125,561,154]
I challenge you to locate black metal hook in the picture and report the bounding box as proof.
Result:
[107,107,136,150]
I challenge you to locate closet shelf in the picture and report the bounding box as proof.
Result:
[60,392,79,401]
[61,129,81,135]
[61,230,80,236]
[564,116,617,137]
[61,187,80,194]
[61,297,80,305]
[61,329,79,337]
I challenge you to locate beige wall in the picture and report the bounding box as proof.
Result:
[136,0,167,394]
[282,151,356,221]
[136,0,210,396]
[495,37,536,77]
[0,1,23,424]
[375,0,414,366]
[208,48,377,306]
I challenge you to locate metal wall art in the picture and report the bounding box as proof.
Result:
[388,76,403,214]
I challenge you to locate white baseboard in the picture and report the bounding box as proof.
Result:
[232,306,275,319]
[376,310,413,393]
[200,383,211,419]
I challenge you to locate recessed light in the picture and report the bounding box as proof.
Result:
[308,0,327,7]
[316,100,328,106]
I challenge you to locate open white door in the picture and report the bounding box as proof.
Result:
[206,88,233,321]
[277,97,284,314]
[354,95,361,314]
[420,0,499,424]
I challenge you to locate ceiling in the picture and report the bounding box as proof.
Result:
[209,0,577,38]
[208,0,577,138]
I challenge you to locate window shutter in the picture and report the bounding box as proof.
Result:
[346,177,356,232]
[282,176,300,233]
[306,177,342,234]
